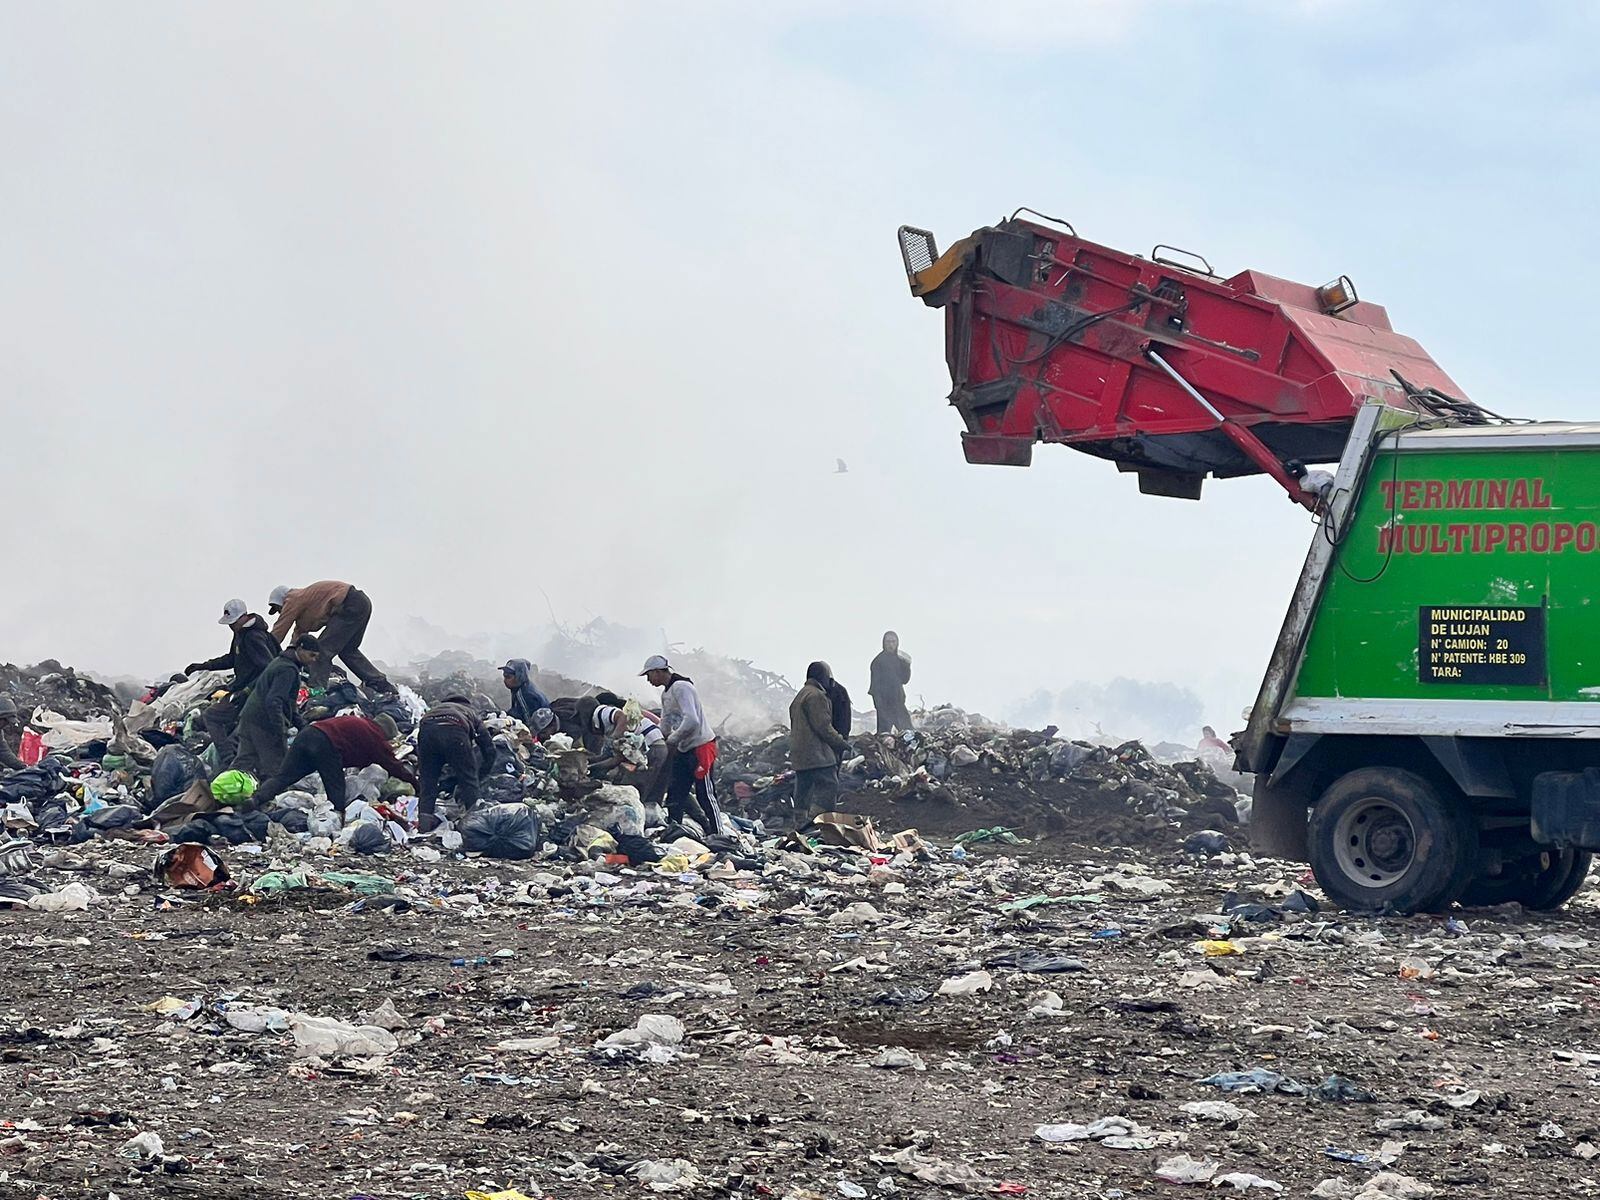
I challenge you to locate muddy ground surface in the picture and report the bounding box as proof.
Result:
[5,798,1600,1200]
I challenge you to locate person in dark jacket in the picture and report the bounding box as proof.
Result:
[824,676,852,761]
[501,659,550,730]
[868,631,914,734]
[416,696,498,832]
[0,698,26,773]
[254,713,418,810]
[232,637,321,779]
[789,662,851,818]
[185,599,285,766]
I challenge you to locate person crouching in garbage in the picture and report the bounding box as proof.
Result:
[231,635,322,780]
[414,696,498,833]
[0,698,27,773]
[500,659,550,730]
[253,713,419,813]
[789,661,851,821]
[641,655,724,834]
[590,697,668,808]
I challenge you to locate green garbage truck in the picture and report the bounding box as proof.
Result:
[900,211,1600,911]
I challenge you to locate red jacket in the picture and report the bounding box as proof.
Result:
[312,716,418,787]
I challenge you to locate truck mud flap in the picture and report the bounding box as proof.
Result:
[1532,769,1600,849]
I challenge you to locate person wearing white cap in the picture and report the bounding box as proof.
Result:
[267,581,393,693]
[640,655,724,833]
[178,598,281,767]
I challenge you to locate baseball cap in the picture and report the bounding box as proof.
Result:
[639,654,671,676]
[218,599,248,625]
[532,707,557,733]
[268,585,291,609]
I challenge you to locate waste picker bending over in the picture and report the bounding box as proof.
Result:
[184,599,282,767]
[640,655,724,833]
[268,581,394,694]
[232,636,322,779]
[414,696,497,833]
[254,712,419,812]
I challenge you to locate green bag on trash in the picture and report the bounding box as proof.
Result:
[210,769,257,805]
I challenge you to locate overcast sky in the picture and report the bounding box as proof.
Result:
[2,1,1594,737]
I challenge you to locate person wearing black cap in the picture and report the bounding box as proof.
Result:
[789,662,851,818]
[415,695,498,832]
[232,636,322,779]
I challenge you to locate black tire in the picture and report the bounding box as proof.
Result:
[1462,847,1592,910]
[1308,767,1479,914]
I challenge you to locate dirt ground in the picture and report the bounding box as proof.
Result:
[5,796,1600,1200]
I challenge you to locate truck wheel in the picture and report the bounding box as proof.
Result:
[1308,768,1478,913]
[1462,848,1592,910]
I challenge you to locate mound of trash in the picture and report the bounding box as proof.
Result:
[720,705,1246,846]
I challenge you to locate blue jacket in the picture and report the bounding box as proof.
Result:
[503,659,550,727]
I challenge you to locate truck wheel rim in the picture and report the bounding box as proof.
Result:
[1333,798,1416,889]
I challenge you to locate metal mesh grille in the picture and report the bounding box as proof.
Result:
[898,226,937,276]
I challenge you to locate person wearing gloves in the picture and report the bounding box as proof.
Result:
[414,696,498,833]
[0,698,27,772]
[232,636,322,779]
[640,655,723,833]
[253,712,418,812]
[184,599,283,767]
[500,659,550,729]
[869,630,914,734]
[789,662,852,818]
[267,581,393,693]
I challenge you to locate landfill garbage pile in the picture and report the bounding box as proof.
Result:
[0,659,121,721]
[0,799,1596,1198]
[720,705,1247,847]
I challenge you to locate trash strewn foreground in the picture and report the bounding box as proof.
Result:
[2,662,1598,1198]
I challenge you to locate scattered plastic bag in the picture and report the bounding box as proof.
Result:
[288,1012,400,1059]
[210,769,257,806]
[153,843,229,889]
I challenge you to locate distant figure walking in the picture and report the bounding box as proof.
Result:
[869,631,913,734]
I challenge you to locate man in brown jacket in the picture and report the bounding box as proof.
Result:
[268,581,393,693]
[789,661,851,819]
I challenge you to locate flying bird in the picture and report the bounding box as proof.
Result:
[835,458,849,474]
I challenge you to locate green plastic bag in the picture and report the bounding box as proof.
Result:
[210,769,257,805]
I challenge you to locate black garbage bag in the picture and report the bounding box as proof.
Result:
[208,811,263,845]
[347,822,388,856]
[614,832,662,866]
[168,821,215,845]
[460,803,542,859]
[85,804,144,831]
[149,744,209,809]
[265,805,309,834]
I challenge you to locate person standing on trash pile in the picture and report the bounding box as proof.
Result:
[500,659,550,730]
[414,695,497,833]
[253,712,418,811]
[641,655,724,833]
[869,631,914,734]
[183,599,283,768]
[232,636,322,779]
[0,699,26,773]
[1198,726,1231,755]
[268,581,394,694]
[789,662,851,818]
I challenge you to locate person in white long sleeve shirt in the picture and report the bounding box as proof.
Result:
[640,655,724,832]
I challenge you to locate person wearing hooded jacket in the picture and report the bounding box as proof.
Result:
[232,636,321,778]
[790,662,851,817]
[641,655,723,832]
[500,659,550,730]
[0,698,26,773]
[183,599,284,767]
[869,631,914,734]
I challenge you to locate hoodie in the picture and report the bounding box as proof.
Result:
[503,659,550,728]
[195,614,282,694]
